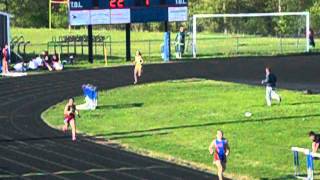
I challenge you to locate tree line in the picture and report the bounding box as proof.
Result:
[1,0,319,34]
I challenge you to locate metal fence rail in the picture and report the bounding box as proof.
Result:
[18,35,320,62]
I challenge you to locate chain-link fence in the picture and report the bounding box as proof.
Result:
[11,33,320,63]
[192,14,320,58]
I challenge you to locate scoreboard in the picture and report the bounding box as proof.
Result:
[69,0,188,26]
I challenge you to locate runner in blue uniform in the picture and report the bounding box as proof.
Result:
[209,130,230,180]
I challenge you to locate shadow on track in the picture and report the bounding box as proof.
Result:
[97,103,144,110]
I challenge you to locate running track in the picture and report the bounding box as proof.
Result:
[0,55,319,179]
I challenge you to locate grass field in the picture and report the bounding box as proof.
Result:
[11,28,320,64]
[43,79,320,179]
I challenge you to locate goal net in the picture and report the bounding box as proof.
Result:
[191,12,310,58]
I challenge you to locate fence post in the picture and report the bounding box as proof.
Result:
[280,36,283,54]
[148,40,151,59]
[81,40,84,55]
[47,43,50,54]
[60,42,63,55]
[104,47,108,66]
[54,42,56,54]
[67,41,70,55]
[94,37,97,54]
[74,39,77,55]
[236,36,239,55]
[109,39,112,61]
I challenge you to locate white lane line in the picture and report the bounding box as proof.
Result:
[82,139,184,179]
[44,139,178,180]
[0,143,105,180]
[1,77,143,180]
[6,99,152,180]
[0,156,68,180]
[0,165,168,179]
[0,133,135,180]
[0,166,31,180]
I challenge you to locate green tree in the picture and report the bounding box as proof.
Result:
[51,3,68,28]
[310,0,320,32]
[8,0,48,27]
[2,0,320,33]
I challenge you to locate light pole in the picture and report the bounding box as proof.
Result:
[278,0,282,12]
[223,1,227,34]
[5,0,8,12]
[49,0,52,29]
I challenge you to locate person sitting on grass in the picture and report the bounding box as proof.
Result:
[63,98,80,141]
[13,61,28,72]
[42,51,53,71]
[209,130,230,180]
[309,131,320,153]
[52,54,63,71]
[28,55,44,70]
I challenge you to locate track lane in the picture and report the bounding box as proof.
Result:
[1,56,319,179]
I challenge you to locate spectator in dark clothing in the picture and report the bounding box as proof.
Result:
[309,28,316,48]
[175,26,186,59]
[261,67,281,106]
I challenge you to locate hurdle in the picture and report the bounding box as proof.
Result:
[77,84,98,110]
[291,147,320,180]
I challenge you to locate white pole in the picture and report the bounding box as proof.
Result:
[306,12,310,52]
[195,12,309,18]
[192,15,197,58]
[278,0,281,12]
[7,14,10,56]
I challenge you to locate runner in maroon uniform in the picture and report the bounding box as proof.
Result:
[2,44,9,74]
[63,98,80,141]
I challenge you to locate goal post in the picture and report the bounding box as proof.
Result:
[192,12,310,58]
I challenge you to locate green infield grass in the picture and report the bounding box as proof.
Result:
[43,79,320,179]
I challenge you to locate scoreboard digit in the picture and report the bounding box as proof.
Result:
[109,0,125,8]
[134,0,150,7]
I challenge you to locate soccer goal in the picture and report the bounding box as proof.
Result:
[192,12,310,58]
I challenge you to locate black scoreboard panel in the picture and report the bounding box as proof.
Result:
[69,0,188,25]
[70,0,186,9]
